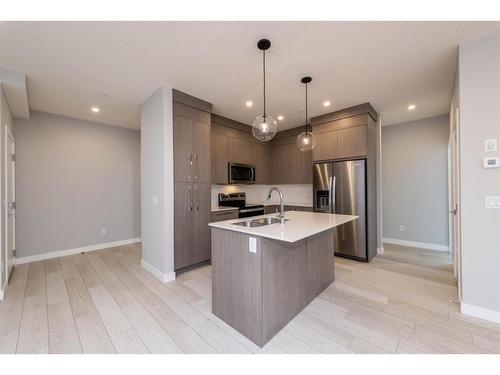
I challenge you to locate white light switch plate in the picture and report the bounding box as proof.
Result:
[485,138,498,152]
[485,196,500,209]
[249,237,257,253]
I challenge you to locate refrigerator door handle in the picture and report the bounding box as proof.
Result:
[329,176,336,214]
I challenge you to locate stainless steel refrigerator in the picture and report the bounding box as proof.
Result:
[313,160,368,261]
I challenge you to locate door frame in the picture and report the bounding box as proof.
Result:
[4,124,15,285]
[448,107,462,302]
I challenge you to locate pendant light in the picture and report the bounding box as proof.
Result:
[297,76,316,151]
[252,39,277,142]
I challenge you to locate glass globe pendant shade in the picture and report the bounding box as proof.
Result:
[252,114,278,142]
[297,131,317,152]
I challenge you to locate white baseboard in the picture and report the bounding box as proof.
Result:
[141,259,176,284]
[461,303,500,325]
[377,246,384,255]
[14,238,141,265]
[382,237,449,252]
[0,285,4,301]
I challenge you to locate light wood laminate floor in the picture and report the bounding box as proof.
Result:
[1,243,500,354]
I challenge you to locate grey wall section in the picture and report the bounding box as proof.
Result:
[14,111,141,258]
[382,115,450,246]
[0,86,13,288]
[140,86,175,278]
[459,31,500,315]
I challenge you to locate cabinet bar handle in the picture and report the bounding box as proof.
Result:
[188,153,193,181]
[189,184,193,211]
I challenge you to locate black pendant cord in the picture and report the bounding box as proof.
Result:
[305,82,308,133]
[263,49,266,117]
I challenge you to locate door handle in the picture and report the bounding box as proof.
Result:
[195,154,199,181]
[195,184,199,211]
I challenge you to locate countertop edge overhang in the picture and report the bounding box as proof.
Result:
[208,211,359,243]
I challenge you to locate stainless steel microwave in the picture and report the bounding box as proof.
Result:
[228,163,256,184]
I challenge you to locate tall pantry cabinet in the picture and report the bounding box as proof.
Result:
[173,90,212,271]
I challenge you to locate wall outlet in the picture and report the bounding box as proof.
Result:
[249,237,257,253]
[399,224,405,232]
[100,227,107,236]
[152,195,159,205]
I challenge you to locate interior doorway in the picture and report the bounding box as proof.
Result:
[448,107,462,302]
[5,125,15,284]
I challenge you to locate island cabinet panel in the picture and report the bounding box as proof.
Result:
[306,230,335,301]
[211,229,263,345]
[211,227,336,347]
[261,238,308,344]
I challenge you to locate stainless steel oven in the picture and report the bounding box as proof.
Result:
[228,163,256,184]
[218,192,264,218]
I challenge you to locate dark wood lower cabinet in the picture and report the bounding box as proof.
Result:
[174,182,211,270]
[212,228,335,347]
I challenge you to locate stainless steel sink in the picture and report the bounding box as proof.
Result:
[232,217,288,227]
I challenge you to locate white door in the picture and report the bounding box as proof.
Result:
[5,126,15,283]
[448,108,462,302]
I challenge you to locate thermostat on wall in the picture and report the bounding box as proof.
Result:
[483,156,500,168]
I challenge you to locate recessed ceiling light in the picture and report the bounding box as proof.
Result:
[245,101,253,107]
[91,107,100,113]
[408,104,416,110]
[323,101,331,107]
[277,115,284,121]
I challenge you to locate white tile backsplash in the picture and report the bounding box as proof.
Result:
[211,184,313,207]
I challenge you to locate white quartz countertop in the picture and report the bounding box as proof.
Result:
[211,206,239,213]
[208,211,358,243]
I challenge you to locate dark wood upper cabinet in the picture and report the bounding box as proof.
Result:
[211,132,229,184]
[173,102,211,183]
[312,128,338,162]
[193,119,211,183]
[255,143,273,184]
[337,125,367,158]
[173,114,194,182]
[227,137,254,165]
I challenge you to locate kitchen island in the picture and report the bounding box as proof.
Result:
[209,211,358,347]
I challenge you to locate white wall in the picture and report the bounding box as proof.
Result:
[140,86,175,282]
[382,115,450,249]
[211,184,313,207]
[14,111,141,260]
[458,31,500,322]
[0,86,13,291]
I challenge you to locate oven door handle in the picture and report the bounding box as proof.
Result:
[239,207,264,214]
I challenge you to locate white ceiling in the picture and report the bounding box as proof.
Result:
[1,21,498,129]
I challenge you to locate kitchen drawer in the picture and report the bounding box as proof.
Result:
[211,209,239,222]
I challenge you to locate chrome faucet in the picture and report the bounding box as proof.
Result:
[267,187,285,224]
